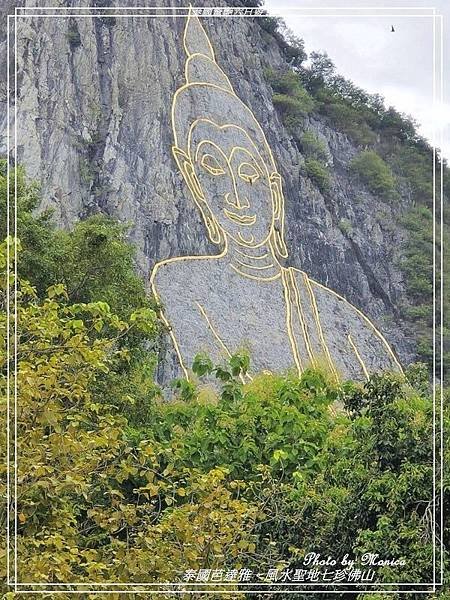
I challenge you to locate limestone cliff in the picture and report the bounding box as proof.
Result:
[0,0,419,381]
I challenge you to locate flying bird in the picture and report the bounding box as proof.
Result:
[391,25,395,32]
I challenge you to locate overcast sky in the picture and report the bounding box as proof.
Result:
[264,0,449,159]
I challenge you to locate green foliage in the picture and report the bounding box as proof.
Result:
[1,229,446,593]
[338,218,353,235]
[258,14,307,68]
[400,206,434,305]
[350,150,397,198]
[277,32,306,68]
[299,131,331,194]
[0,163,162,425]
[398,206,450,380]
[0,241,259,589]
[322,99,378,145]
[298,55,379,145]
[272,93,315,129]
[265,68,301,96]
[386,143,434,207]
[298,56,423,149]
[249,371,446,589]
[300,130,329,161]
[258,15,280,35]
[304,157,331,193]
[130,359,446,591]
[301,51,336,94]
[0,160,149,319]
[378,107,419,144]
[266,69,315,130]
[143,363,336,482]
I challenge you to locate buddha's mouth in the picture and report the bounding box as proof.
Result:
[224,208,256,225]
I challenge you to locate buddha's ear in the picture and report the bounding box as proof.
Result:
[269,172,284,220]
[172,146,204,200]
[269,172,288,259]
[172,145,223,245]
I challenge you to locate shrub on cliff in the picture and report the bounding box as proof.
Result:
[387,143,434,207]
[350,150,397,198]
[300,130,329,162]
[266,68,315,130]
[322,100,379,146]
[305,157,331,193]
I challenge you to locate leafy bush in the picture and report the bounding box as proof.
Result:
[0,163,162,424]
[378,106,418,143]
[399,205,450,379]
[277,32,306,68]
[305,157,331,193]
[265,69,300,95]
[300,51,336,94]
[258,15,280,35]
[350,150,396,198]
[322,100,378,146]
[0,249,257,586]
[338,218,353,235]
[146,360,336,481]
[387,143,434,206]
[257,15,307,68]
[135,357,445,589]
[300,130,329,161]
[266,69,315,130]
[0,160,149,319]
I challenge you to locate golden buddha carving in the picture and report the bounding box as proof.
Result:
[151,11,403,382]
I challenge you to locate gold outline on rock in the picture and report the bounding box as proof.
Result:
[281,268,303,375]
[300,270,340,380]
[223,208,256,226]
[235,248,269,261]
[311,278,404,375]
[196,301,252,383]
[348,334,370,381]
[234,258,275,271]
[289,268,316,368]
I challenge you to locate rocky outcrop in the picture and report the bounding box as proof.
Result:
[0,0,417,382]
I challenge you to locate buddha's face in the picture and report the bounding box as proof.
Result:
[184,119,276,247]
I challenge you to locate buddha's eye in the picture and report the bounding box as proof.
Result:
[200,153,226,176]
[238,162,259,184]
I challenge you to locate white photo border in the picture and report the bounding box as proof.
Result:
[6,4,445,595]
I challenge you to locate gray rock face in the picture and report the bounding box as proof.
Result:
[0,0,417,383]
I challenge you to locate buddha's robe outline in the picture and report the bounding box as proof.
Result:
[151,254,403,382]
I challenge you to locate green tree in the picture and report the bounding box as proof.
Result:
[350,150,397,198]
[0,160,150,319]
[266,69,315,131]
[300,130,329,162]
[304,157,331,193]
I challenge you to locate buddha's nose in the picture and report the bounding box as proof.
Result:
[224,192,250,210]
